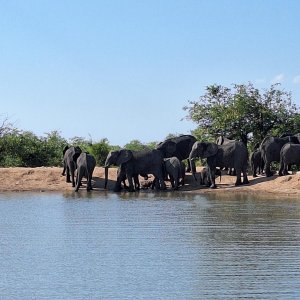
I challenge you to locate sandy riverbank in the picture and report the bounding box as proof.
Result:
[0,166,299,197]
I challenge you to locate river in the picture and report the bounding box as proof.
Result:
[0,191,299,299]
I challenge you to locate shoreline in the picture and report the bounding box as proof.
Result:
[0,167,299,198]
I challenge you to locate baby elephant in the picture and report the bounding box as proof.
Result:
[164,157,186,190]
[279,143,300,176]
[250,148,264,177]
[74,152,96,191]
[199,167,221,186]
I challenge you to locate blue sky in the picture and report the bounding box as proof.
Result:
[1,0,300,146]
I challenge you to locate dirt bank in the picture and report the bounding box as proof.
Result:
[0,166,299,197]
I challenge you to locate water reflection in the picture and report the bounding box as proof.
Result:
[0,192,299,299]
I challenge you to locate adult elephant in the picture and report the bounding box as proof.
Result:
[216,135,236,175]
[260,135,299,177]
[63,146,82,187]
[104,149,166,192]
[279,143,300,176]
[74,152,96,192]
[156,135,196,172]
[189,141,249,188]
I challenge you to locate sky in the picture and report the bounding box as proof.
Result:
[1,0,300,146]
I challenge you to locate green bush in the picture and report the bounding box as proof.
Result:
[87,138,110,166]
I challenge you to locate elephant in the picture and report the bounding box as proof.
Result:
[216,135,236,175]
[61,145,69,176]
[279,143,300,176]
[163,157,186,190]
[104,149,166,192]
[156,135,196,172]
[250,148,264,177]
[199,167,221,186]
[116,165,148,190]
[63,146,82,187]
[74,152,96,192]
[216,135,235,145]
[189,141,249,188]
[260,135,300,177]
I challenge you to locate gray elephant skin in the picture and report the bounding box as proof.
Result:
[260,135,300,177]
[199,167,221,186]
[63,146,82,187]
[279,143,300,176]
[216,135,236,175]
[74,152,96,191]
[216,135,235,146]
[250,148,264,177]
[156,135,196,172]
[189,141,249,188]
[164,157,185,190]
[104,149,166,192]
[116,164,147,190]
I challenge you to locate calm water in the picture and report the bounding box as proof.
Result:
[0,191,299,300]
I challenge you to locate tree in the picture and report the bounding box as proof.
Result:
[0,116,15,137]
[124,140,148,151]
[88,138,111,166]
[184,83,300,149]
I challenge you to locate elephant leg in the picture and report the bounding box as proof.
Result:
[252,163,257,177]
[265,161,273,177]
[152,177,159,189]
[134,175,140,190]
[235,169,242,186]
[87,173,93,191]
[242,167,249,184]
[279,162,284,176]
[154,170,166,190]
[113,177,122,192]
[173,176,179,190]
[75,171,83,192]
[208,167,217,189]
[283,163,289,175]
[66,166,71,183]
[62,163,66,176]
[71,171,76,187]
[169,175,175,188]
[127,175,135,192]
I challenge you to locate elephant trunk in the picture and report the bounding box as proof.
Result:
[189,153,197,181]
[104,166,109,189]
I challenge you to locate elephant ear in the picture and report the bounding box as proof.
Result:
[73,152,81,162]
[216,136,224,145]
[202,142,219,158]
[164,141,177,156]
[63,145,69,155]
[116,149,133,165]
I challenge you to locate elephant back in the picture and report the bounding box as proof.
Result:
[156,135,196,160]
[131,149,164,171]
[216,135,235,145]
[280,143,300,165]
[219,141,248,167]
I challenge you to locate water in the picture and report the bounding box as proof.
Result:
[0,191,299,300]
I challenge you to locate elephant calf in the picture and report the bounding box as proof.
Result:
[164,157,186,190]
[250,149,264,177]
[279,143,300,176]
[199,167,221,186]
[74,152,96,192]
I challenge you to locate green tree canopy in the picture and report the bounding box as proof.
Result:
[184,82,300,149]
[124,139,148,151]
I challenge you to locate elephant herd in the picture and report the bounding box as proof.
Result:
[62,133,300,192]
